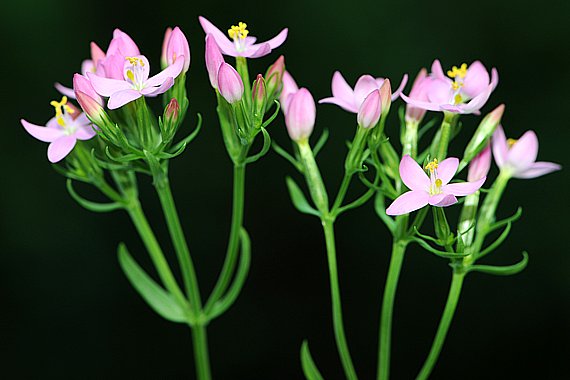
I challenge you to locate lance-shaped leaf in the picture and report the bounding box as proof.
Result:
[468,251,529,276]
[67,179,124,213]
[313,128,329,157]
[169,113,203,153]
[245,127,271,164]
[375,191,395,233]
[486,207,523,234]
[261,100,281,129]
[118,243,188,323]
[207,228,252,320]
[300,340,324,380]
[273,140,302,172]
[286,177,320,217]
[410,237,470,259]
[477,221,512,259]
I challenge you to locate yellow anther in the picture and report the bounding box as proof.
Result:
[435,178,443,188]
[50,96,69,127]
[126,56,144,66]
[126,69,135,82]
[228,21,249,40]
[507,138,517,148]
[447,63,468,79]
[451,81,463,91]
[425,158,439,172]
[454,94,463,105]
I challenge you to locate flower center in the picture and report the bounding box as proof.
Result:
[507,138,517,148]
[125,56,146,90]
[425,159,444,195]
[228,22,249,51]
[447,63,468,104]
[50,96,75,132]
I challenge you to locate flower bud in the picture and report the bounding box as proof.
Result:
[379,79,392,116]
[162,98,180,143]
[265,55,285,100]
[285,88,316,142]
[160,27,173,69]
[252,74,266,126]
[357,89,382,129]
[73,73,102,106]
[280,71,299,115]
[75,91,106,126]
[218,63,244,104]
[468,144,492,181]
[205,34,225,88]
[405,68,428,124]
[460,104,504,170]
[165,27,191,73]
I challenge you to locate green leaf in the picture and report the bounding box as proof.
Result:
[245,127,271,164]
[261,100,281,129]
[66,179,124,213]
[313,128,329,157]
[273,141,302,171]
[285,177,320,217]
[410,237,469,259]
[486,207,523,234]
[170,113,203,153]
[118,243,188,323]
[477,221,512,259]
[374,192,395,233]
[300,341,324,380]
[468,251,529,276]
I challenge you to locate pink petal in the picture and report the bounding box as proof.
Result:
[400,155,430,191]
[87,72,132,97]
[21,119,64,142]
[198,16,238,56]
[400,93,442,112]
[264,28,288,49]
[75,125,97,140]
[443,177,486,196]
[427,78,454,105]
[492,125,508,169]
[144,55,184,88]
[507,130,538,171]
[55,83,76,99]
[514,161,561,179]
[431,60,446,80]
[353,75,379,109]
[330,71,355,108]
[107,89,142,109]
[429,194,458,207]
[242,42,272,58]
[280,71,299,115]
[141,77,174,96]
[391,74,408,100]
[386,190,430,216]
[318,96,357,113]
[108,29,140,57]
[437,157,459,184]
[462,61,490,99]
[47,136,77,163]
[90,42,106,63]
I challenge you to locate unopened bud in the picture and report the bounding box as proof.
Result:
[468,144,492,181]
[265,55,285,101]
[285,88,316,142]
[217,63,244,104]
[252,74,267,127]
[379,79,392,116]
[161,98,181,143]
[357,89,382,129]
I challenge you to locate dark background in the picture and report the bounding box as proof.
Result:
[1,0,569,378]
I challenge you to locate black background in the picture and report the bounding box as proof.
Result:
[1,0,569,378]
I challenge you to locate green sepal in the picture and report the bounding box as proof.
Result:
[66,179,124,213]
[118,243,188,323]
[486,207,523,234]
[417,117,439,141]
[285,176,320,217]
[300,340,324,380]
[272,141,302,172]
[477,220,512,259]
[410,237,470,259]
[468,251,529,276]
[260,100,281,129]
[245,127,271,164]
[168,113,202,154]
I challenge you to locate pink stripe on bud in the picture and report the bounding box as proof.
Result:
[379,79,392,115]
[357,89,382,129]
[468,144,492,181]
[205,34,225,88]
[285,88,316,141]
[76,91,105,125]
[217,63,244,104]
[73,73,102,106]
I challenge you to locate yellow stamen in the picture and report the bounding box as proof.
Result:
[447,63,468,79]
[228,22,249,40]
[50,96,69,126]
[425,158,439,172]
[451,81,463,91]
[126,56,144,66]
[126,69,135,82]
[435,178,443,188]
[507,138,517,148]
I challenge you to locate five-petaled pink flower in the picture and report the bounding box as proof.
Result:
[319,71,408,113]
[199,16,288,58]
[492,125,561,179]
[87,55,184,109]
[21,97,96,163]
[386,155,486,215]
[401,60,498,115]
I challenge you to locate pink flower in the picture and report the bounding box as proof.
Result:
[98,29,141,80]
[285,88,316,142]
[205,34,225,88]
[492,125,561,179]
[468,144,492,182]
[405,68,429,123]
[386,155,485,215]
[280,71,299,116]
[217,63,244,104]
[21,97,96,163]
[401,60,499,115]
[319,71,408,113]
[162,26,191,73]
[357,89,382,129]
[87,55,184,109]
[199,16,288,58]
[73,73,102,106]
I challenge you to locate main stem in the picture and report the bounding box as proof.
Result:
[377,240,407,380]
[415,272,465,380]
[322,219,358,380]
[205,163,246,312]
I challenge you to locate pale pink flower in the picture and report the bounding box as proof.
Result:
[199,16,287,58]
[386,155,485,215]
[205,34,225,88]
[404,68,429,123]
[319,71,408,113]
[162,26,191,73]
[217,63,244,104]
[280,71,299,116]
[357,89,382,129]
[468,144,492,182]
[285,88,316,141]
[492,125,561,179]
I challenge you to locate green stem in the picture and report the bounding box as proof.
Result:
[323,219,358,380]
[332,173,353,213]
[416,272,465,380]
[191,324,212,380]
[435,112,455,160]
[236,57,251,107]
[297,139,329,213]
[205,162,246,312]
[402,121,419,158]
[377,240,407,380]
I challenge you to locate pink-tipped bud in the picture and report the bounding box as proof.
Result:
[160,27,173,69]
[164,98,180,123]
[280,71,299,115]
[165,27,191,73]
[488,103,505,124]
[252,74,266,117]
[73,73,103,106]
[217,63,244,104]
[285,88,316,141]
[405,68,429,124]
[76,90,105,126]
[468,144,492,181]
[162,98,181,142]
[357,89,382,129]
[205,34,225,88]
[379,79,392,116]
[265,55,285,99]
